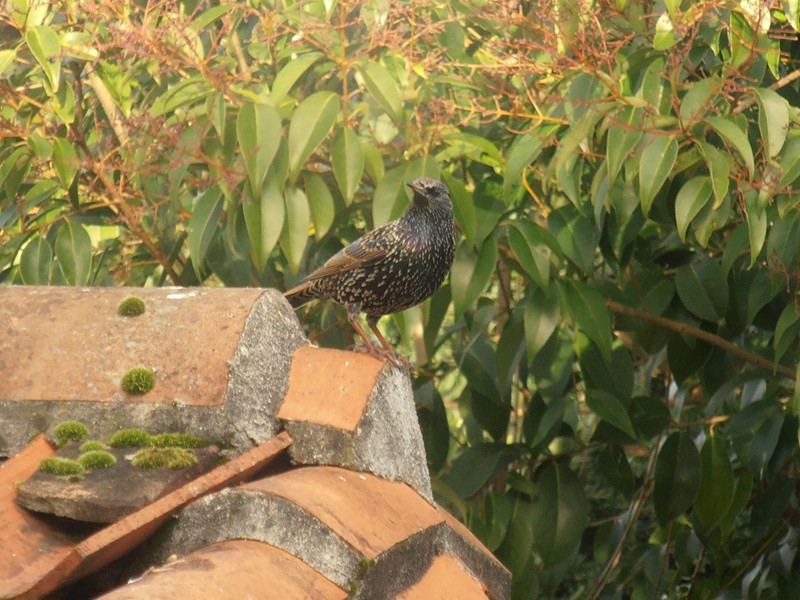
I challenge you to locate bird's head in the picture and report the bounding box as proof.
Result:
[406,178,451,211]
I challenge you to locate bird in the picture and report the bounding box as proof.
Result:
[284,177,456,367]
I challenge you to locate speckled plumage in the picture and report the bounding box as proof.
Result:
[284,177,456,361]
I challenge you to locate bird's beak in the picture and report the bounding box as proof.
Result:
[406,181,422,194]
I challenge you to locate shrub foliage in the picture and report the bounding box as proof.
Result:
[3,0,800,596]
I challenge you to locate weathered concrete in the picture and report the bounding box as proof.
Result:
[16,445,221,523]
[0,288,306,458]
[282,359,433,501]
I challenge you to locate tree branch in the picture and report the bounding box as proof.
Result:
[606,299,796,380]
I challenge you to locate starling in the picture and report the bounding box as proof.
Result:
[284,177,456,365]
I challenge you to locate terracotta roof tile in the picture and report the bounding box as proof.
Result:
[397,555,490,600]
[96,540,347,600]
[0,286,264,405]
[242,465,442,558]
[277,346,384,431]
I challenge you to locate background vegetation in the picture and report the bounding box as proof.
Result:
[3,0,800,597]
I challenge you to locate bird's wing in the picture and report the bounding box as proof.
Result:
[303,230,392,282]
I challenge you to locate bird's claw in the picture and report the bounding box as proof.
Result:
[351,344,412,370]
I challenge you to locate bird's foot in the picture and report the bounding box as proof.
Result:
[351,344,412,370]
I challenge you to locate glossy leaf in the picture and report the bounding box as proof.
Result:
[508,220,554,291]
[361,62,403,123]
[638,134,677,215]
[271,53,322,104]
[52,138,77,190]
[654,432,702,524]
[586,390,636,438]
[698,142,731,208]
[694,431,735,528]
[19,235,52,285]
[305,173,334,240]
[559,280,613,362]
[529,462,589,566]
[744,190,767,266]
[288,92,339,181]
[25,25,60,91]
[331,127,364,205]
[443,172,476,247]
[242,181,284,274]
[755,87,789,158]
[675,176,713,241]
[606,107,643,184]
[706,116,755,179]
[55,220,93,285]
[451,237,498,317]
[188,186,223,278]
[236,102,281,194]
[675,255,728,322]
[524,287,560,363]
[504,132,547,197]
[280,186,310,275]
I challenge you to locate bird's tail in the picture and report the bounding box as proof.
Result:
[283,282,316,309]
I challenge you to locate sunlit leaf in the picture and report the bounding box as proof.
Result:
[20,234,52,285]
[237,102,281,194]
[559,279,613,362]
[288,92,339,181]
[451,237,497,317]
[188,186,223,278]
[55,220,93,285]
[331,127,364,205]
[706,116,755,179]
[360,61,403,123]
[638,134,677,215]
[280,186,310,275]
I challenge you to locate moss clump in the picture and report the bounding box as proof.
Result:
[79,440,107,453]
[150,433,208,448]
[39,457,85,477]
[78,450,116,470]
[131,447,197,470]
[117,296,146,316]
[121,367,155,395]
[53,421,89,446]
[109,428,152,448]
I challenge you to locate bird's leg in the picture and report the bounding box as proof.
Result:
[367,317,411,370]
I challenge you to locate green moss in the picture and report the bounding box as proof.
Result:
[150,433,208,448]
[121,367,155,395]
[109,428,152,448]
[53,421,89,446]
[39,457,85,477]
[117,296,146,316]
[78,450,116,470]
[131,447,197,470]
[79,440,107,453]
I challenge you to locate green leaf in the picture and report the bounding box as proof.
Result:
[606,107,643,184]
[638,134,677,215]
[548,207,596,274]
[305,173,334,240]
[508,221,555,291]
[441,443,516,499]
[653,432,702,524]
[598,445,634,497]
[20,234,52,285]
[679,78,714,124]
[451,237,498,317]
[675,255,728,322]
[774,302,800,365]
[694,431,735,529]
[271,53,322,105]
[698,142,731,208]
[0,49,16,77]
[188,186,224,278]
[443,172,476,247]
[779,136,800,187]
[55,220,93,285]
[288,91,339,181]
[529,462,589,566]
[524,288,560,364]
[755,87,789,158]
[236,102,281,194]
[504,132,547,198]
[26,25,61,92]
[585,390,636,438]
[52,138,77,190]
[559,280,613,362]
[360,62,403,123]
[675,176,713,241]
[706,116,755,179]
[372,165,406,228]
[242,180,284,275]
[744,190,767,266]
[280,186,310,275]
[331,127,364,205]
